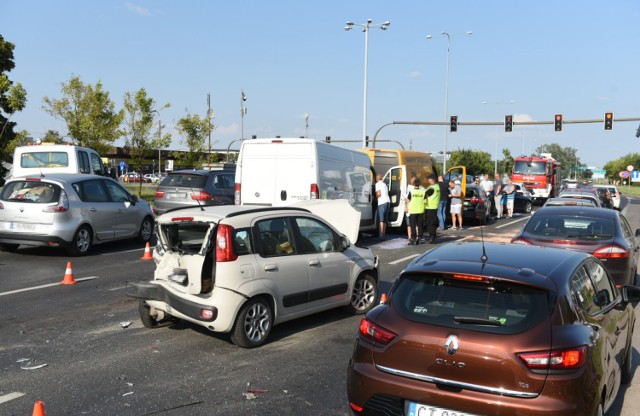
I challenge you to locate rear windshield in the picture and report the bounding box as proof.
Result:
[160,174,207,188]
[524,214,615,239]
[0,181,61,204]
[20,151,69,168]
[160,222,212,254]
[391,272,549,335]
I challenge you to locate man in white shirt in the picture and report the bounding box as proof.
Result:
[481,173,494,197]
[375,174,391,239]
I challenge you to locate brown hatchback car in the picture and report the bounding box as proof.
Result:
[347,242,640,416]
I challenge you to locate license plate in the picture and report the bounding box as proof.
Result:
[407,402,479,416]
[167,193,186,199]
[9,222,36,231]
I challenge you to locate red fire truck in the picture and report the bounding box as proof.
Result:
[511,153,561,203]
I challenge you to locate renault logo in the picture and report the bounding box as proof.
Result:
[444,335,459,355]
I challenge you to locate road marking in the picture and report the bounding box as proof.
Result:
[0,276,100,297]
[0,392,25,404]
[494,216,529,229]
[389,254,420,265]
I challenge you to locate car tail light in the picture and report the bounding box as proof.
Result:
[359,318,396,345]
[349,402,364,413]
[310,183,319,200]
[171,216,194,222]
[469,197,480,204]
[453,274,489,283]
[234,183,241,205]
[594,244,629,259]
[155,190,165,198]
[42,190,69,213]
[511,237,532,245]
[518,346,587,370]
[216,224,238,262]
[191,191,212,201]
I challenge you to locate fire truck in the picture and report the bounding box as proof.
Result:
[511,153,561,203]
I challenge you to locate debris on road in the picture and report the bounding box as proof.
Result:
[120,321,132,328]
[20,363,48,370]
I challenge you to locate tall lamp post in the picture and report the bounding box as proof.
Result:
[482,100,515,174]
[150,109,163,177]
[304,113,310,138]
[240,90,247,140]
[207,93,215,169]
[345,19,390,148]
[426,31,472,173]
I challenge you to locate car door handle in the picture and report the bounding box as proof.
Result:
[308,259,320,267]
[615,327,621,336]
[89,207,97,212]
[264,264,278,272]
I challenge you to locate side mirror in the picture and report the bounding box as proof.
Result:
[621,285,640,305]
[635,229,640,238]
[339,235,351,251]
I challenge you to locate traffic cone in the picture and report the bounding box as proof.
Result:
[32,401,45,416]
[141,242,153,260]
[380,293,388,304]
[60,261,77,285]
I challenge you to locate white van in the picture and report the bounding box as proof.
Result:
[234,138,376,233]
[12,144,110,178]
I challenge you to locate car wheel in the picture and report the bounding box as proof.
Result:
[0,243,20,253]
[66,225,92,256]
[138,300,173,328]
[347,273,378,315]
[230,297,273,348]
[524,201,532,213]
[621,342,633,384]
[136,216,154,243]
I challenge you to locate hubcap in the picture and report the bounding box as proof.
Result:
[77,229,90,253]
[243,303,271,342]
[141,220,153,240]
[351,278,376,311]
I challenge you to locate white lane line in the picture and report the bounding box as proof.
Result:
[0,276,100,297]
[100,247,149,255]
[494,216,529,229]
[389,254,420,265]
[0,392,26,404]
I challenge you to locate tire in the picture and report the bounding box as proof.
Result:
[66,225,92,256]
[230,297,273,348]
[0,243,20,253]
[138,299,173,329]
[347,273,378,315]
[621,342,633,384]
[136,216,154,243]
[524,201,532,213]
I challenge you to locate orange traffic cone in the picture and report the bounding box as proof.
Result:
[141,242,153,260]
[60,261,77,285]
[32,401,45,416]
[380,293,388,304]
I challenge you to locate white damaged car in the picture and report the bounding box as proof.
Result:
[127,201,379,348]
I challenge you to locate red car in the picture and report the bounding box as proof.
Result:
[512,205,640,286]
[347,242,640,416]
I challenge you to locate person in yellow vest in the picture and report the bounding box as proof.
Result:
[405,177,426,245]
[425,174,441,244]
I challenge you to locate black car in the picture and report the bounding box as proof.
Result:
[153,167,236,215]
[462,184,492,225]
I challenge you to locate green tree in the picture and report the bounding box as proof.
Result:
[448,148,493,176]
[42,75,123,154]
[500,148,514,176]
[42,130,66,144]
[534,143,579,179]
[603,153,640,183]
[176,112,212,168]
[0,34,28,183]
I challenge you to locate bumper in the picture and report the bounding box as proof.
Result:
[0,232,70,248]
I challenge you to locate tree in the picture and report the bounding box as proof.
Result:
[0,34,28,183]
[603,153,640,183]
[42,130,66,144]
[42,75,123,154]
[500,148,514,175]
[535,143,579,178]
[448,148,493,176]
[176,112,212,168]
[122,88,171,194]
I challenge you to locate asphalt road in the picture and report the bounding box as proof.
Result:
[1,198,639,415]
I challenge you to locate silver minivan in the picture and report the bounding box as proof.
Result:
[0,174,154,255]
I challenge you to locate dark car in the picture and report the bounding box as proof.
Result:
[544,197,598,207]
[557,190,602,207]
[153,168,235,215]
[512,183,533,213]
[462,184,491,225]
[347,242,640,416]
[512,206,640,286]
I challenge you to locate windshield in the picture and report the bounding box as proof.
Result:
[20,151,69,168]
[159,222,213,254]
[524,214,615,239]
[513,161,546,175]
[0,181,61,203]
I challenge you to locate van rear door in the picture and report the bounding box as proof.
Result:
[383,165,406,228]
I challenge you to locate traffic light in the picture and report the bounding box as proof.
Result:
[365,136,369,147]
[554,114,563,132]
[504,115,513,132]
[325,136,331,143]
[450,115,458,132]
[604,112,613,131]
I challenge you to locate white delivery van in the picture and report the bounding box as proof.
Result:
[12,144,110,178]
[234,138,376,232]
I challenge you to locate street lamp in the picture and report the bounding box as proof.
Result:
[150,109,164,177]
[345,18,390,148]
[304,113,310,138]
[240,90,247,140]
[482,100,515,174]
[426,31,472,173]
[207,93,215,169]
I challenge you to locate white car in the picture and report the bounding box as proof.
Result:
[127,202,379,348]
[594,184,621,210]
[143,174,159,183]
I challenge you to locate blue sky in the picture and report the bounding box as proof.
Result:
[2,0,639,168]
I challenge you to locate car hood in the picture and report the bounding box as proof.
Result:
[292,199,360,244]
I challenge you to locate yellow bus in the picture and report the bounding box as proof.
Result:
[357,148,438,227]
